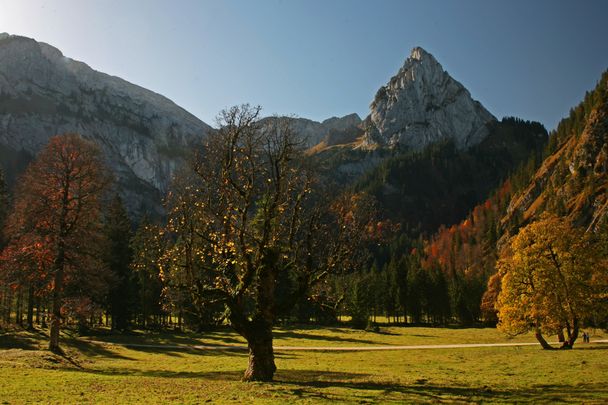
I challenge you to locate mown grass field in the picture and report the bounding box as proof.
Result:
[1,325,607,404]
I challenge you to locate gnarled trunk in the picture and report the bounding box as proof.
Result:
[243,328,276,382]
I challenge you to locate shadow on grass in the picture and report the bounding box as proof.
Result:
[65,338,135,360]
[113,344,253,358]
[85,328,245,347]
[272,370,608,403]
[71,365,608,403]
[573,345,608,351]
[0,331,42,350]
[278,324,400,336]
[273,330,378,345]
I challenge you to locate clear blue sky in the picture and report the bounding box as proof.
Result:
[1,0,607,130]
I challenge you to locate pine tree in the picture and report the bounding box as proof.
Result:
[0,167,7,238]
[103,194,134,332]
[130,217,166,329]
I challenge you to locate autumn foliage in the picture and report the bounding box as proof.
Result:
[495,214,607,349]
[0,134,109,352]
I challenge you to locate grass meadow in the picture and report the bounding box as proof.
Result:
[1,325,607,404]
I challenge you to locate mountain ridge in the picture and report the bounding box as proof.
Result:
[0,33,214,215]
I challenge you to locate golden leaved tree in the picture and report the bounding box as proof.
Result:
[495,214,607,349]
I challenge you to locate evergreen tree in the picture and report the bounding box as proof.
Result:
[130,217,166,328]
[103,195,134,331]
[0,167,7,238]
[347,273,372,329]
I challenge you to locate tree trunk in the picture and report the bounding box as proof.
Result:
[562,320,578,349]
[242,323,276,382]
[35,297,40,325]
[26,284,34,329]
[49,250,65,354]
[535,327,555,350]
[16,288,23,326]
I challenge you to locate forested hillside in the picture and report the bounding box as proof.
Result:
[354,118,547,234]
[410,69,608,324]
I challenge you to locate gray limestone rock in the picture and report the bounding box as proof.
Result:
[0,33,213,215]
[364,47,496,150]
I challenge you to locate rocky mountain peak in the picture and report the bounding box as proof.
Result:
[363,47,496,150]
[410,46,432,60]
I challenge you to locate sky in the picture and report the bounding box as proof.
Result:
[0,0,607,131]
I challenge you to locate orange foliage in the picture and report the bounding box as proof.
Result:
[0,134,110,313]
[421,179,514,283]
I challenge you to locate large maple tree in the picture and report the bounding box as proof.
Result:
[1,134,109,353]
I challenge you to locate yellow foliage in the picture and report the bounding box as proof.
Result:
[496,214,606,337]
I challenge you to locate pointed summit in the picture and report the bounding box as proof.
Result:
[363,48,496,150]
[409,46,433,61]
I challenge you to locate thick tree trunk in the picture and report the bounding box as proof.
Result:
[535,327,555,350]
[243,324,276,382]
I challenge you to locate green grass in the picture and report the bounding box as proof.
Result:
[1,325,607,404]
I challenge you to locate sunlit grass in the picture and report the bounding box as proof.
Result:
[1,325,606,403]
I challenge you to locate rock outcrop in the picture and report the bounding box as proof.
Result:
[0,33,213,215]
[261,113,361,148]
[363,47,496,150]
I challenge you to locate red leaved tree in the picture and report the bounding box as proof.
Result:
[1,134,109,353]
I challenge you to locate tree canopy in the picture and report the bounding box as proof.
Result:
[495,214,607,349]
[162,105,376,381]
[0,134,109,352]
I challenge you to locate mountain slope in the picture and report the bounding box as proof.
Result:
[0,33,213,215]
[503,70,608,231]
[355,118,547,233]
[416,69,608,323]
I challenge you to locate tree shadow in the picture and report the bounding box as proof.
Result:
[85,328,246,347]
[64,339,137,360]
[77,367,247,379]
[408,334,437,338]
[272,370,608,403]
[574,345,608,351]
[0,331,42,350]
[70,365,608,403]
[114,344,248,357]
[273,330,378,345]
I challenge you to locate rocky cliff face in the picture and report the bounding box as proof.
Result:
[504,104,608,231]
[502,70,608,233]
[0,33,213,215]
[363,47,496,150]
